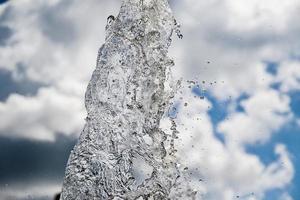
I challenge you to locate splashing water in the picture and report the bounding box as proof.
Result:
[60,0,190,199]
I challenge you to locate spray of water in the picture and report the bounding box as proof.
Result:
[60,0,192,199]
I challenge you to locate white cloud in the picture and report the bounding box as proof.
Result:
[218,89,292,145]
[276,61,300,92]
[0,86,85,141]
[163,88,294,199]
[0,0,120,140]
[0,0,120,84]
[166,1,300,196]
[225,0,298,32]
[170,0,300,99]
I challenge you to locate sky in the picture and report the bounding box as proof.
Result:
[0,0,300,199]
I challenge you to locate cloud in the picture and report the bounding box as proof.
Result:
[0,134,77,199]
[0,0,120,140]
[0,182,61,200]
[218,89,292,145]
[170,0,300,99]
[0,134,76,185]
[0,0,120,84]
[0,25,11,45]
[162,87,294,199]
[275,61,300,92]
[0,86,85,141]
[165,1,300,197]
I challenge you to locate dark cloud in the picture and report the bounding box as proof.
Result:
[39,1,77,44]
[0,3,13,23]
[0,69,44,101]
[0,25,12,45]
[0,134,76,185]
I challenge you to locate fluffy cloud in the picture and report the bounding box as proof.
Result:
[166,0,300,197]
[0,0,120,140]
[218,89,292,145]
[275,61,300,92]
[170,0,300,99]
[162,87,294,199]
[0,86,85,141]
[0,0,120,84]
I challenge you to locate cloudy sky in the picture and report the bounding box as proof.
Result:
[0,0,300,199]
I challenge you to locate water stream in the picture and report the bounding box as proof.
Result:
[60,1,191,199]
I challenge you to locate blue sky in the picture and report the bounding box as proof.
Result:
[0,0,300,199]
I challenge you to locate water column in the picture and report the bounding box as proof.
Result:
[60,0,184,199]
